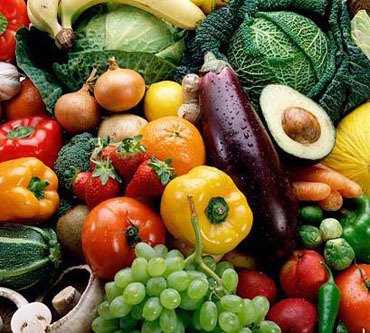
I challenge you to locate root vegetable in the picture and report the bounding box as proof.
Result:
[55,69,101,134]
[319,190,343,211]
[293,181,331,201]
[339,177,363,198]
[94,58,145,112]
[177,73,201,124]
[98,114,148,142]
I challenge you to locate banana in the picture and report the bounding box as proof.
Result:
[59,0,205,31]
[222,250,256,270]
[27,0,62,38]
[200,0,216,14]
[215,0,228,9]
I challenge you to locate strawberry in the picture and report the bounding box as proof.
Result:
[72,171,92,200]
[84,158,122,209]
[125,156,176,198]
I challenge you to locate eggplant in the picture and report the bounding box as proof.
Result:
[199,54,298,261]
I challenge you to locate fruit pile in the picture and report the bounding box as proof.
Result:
[1,0,370,332]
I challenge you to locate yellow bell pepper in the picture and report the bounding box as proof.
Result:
[160,166,253,255]
[0,157,59,223]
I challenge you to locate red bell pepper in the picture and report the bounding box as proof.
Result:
[0,116,63,168]
[0,0,29,63]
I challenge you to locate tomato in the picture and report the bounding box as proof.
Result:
[82,197,166,279]
[0,0,29,62]
[336,264,370,331]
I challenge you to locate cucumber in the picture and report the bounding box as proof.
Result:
[0,224,62,291]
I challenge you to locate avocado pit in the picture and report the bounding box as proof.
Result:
[282,107,321,144]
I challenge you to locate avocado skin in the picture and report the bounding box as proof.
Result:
[200,66,298,261]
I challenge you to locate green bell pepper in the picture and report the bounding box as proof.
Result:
[340,194,370,263]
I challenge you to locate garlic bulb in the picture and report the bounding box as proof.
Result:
[0,62,21,101]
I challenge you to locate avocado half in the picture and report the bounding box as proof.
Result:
[260,84,335,164]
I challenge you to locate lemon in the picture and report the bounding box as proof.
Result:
[144,81,184,121]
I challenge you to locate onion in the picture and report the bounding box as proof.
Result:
[94,58,146,112]
[55,69,101,134]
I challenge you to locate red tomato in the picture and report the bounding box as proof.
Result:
[82,197,166,279]
[0,0,29,62]
[336,264,370,332]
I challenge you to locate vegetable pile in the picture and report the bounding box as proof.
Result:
[1,0,370,332]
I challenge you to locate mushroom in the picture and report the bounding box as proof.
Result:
[10,265,104,333]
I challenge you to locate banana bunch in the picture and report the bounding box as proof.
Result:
[28,0,205,49]
[191,0,228,14]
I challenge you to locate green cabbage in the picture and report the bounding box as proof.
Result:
[351,10,370,59]
[16,5,185,112]
[180,0,370,123]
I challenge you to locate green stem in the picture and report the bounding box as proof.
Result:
[322,262,335,283]
[7,126,35,139]
[28,177,48,200]
[0,13,8,36]
[186,196,224,288]
[205,197,229,224]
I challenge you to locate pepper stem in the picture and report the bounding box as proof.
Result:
[28,177,49,200]
[0,13,8,36]
[206,197,229,224]
[185,196,224,288]
[357,264,370,292]
[321,262,335,283]
[7,126,35,139]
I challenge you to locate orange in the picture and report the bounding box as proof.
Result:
[140,116,206,176]
[4,78,47,120]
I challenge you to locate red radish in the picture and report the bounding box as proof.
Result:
[267,298,317,333]
[280,250,328,301]
[236,270,277,304]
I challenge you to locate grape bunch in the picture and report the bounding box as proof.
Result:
[92,242,281,333]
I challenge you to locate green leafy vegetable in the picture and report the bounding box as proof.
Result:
[351,10,370,59]
[16,4,185,112]
[180,0,370,124]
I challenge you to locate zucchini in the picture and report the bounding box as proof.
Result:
[0,224,62,291]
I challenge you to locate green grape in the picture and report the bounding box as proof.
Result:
[119,316,137,331]
[110,296,132,317]
[159,309,178,333]
[238,299,257,326]
[112,330,126,333]
[98,301,114,319]
[200,301,218,331]
[131,330,141,333]
[91,317,119,333]
[222,269,239,293]
[220,295,243,313]
[202,256,217,271]
[255,321,281,333]
[167,271,191,291]
[218,311,241,333]
[123,282,146,305]
[166,249,185,259]
[105,282,124,303]
[143,297,163,321]
[114,268,133,290]
[252,296,270,323]
[173,319,185,333]
[186,270,208,281]
[135,242,156,260]
[160,288,181,309]
[164,257,185,277]
[147,257,167,276]
[179,291,204,310]
[146,277,167,296]
[191,309,202,330]
[131,257,150,283]
[215,261,234,277]
[142,320,162,333]
[187,278,209,300]
[184,262,197,271]
[237,328,252,333]
[154,244,168,258]
[131,299,146,320]
[177,309,192,328]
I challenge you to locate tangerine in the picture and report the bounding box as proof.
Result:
[140,116,206,176]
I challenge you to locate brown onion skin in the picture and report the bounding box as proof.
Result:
[55,87,101,134]
[94,67,145,112]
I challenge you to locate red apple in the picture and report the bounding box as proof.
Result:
[280,249,328,300]
[236,270,277,304]
[267,298,317,333]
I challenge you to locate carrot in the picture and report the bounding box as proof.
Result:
[339,178,363,198]
[293,182,331,201]
[290,166,346,190]
[318,190,343,211]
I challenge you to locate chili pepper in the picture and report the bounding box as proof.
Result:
[339,195,370,263]
[318,262,341,333]
[0,116,63,168]
[0,157,59,223]
[0,0,29,62]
